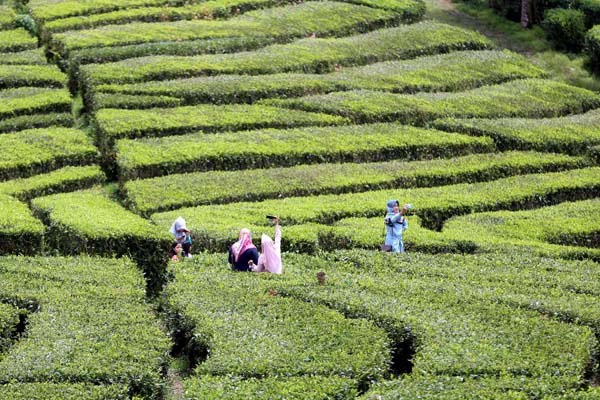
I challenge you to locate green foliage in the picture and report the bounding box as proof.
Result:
[0,28,37,53]
[0,194,45,255]
[0,255,170,397]
[0,48,48,65]
[41,0,295,34]
[123,151,585,215]
[0,112,74,133]
[575,0,600,28]
[150,167,600,252]
[52,2,399,52]
[433,108,600,154]
[93,92,182,110]
[0,302,19,353]
[115,123,491,181]
[542,8,586,52]
[79,22,491,87]
[91,50,546,108]
[0,64,66,89]
[164,259,390,384]
[0,87,71,119]
[0,383,130,400]
[30,187,173,295]
[585,25,600,72]
[0,6,17,30]
[182,375,359,399]
[0,165,106,201]
[264,79,600,125]
[95,104,347,142]
[0,127,98,181]
[442,198,600,251]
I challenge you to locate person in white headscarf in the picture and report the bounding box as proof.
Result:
[228,228,258,272]
[250,216,282,274]
[169,216,192,257]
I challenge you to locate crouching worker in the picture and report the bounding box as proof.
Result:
[169,216,192,257]
[384,200,409,253]
[250,216,282,274]
[229,228,259,272]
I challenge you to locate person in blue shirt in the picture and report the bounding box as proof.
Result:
[384,199,409,253]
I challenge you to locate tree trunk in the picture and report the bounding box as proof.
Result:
[521,0,532,27]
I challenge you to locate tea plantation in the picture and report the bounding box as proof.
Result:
[0,0,599,398]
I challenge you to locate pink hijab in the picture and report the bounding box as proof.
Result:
[258,228,282,274]
[231,228,256,262]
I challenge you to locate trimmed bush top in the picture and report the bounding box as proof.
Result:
[92,50,547,107]
[0,194,45,236]
[0,87,72,119]
[0,127,98,182]
[80,22,491,86]
[0,255,169,395]
[433,108,600,154]
[122,151,585,215]
[0,49,48,65]
[264,79,600,124]
[31,186,169,239]
[0,29,37,53]
[95,104,347,140]
[53,2,398,52]
[0,65,67,89]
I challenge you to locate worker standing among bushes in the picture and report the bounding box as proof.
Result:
[383,200,409,253]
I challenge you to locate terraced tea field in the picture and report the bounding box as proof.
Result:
[0,0,599,398]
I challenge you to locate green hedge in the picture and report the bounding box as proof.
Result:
[52,2,399,53]
[182,375,359,400]
[264,79,600,125]
[41,0,288,34]
[0,255,170,397]
[93,92,182,110]
[0,87,72,119]
[0,127,98,182]
[91,50,546,108]
[0,28,37,53]
[115,123,491,181]
[30,187,173,295]
[585,25,600,72]
[0,194,45,255]
[575,0,600,28]
[0,49,48,65]
[0,112,73,133]
[150,167,600,252]
[170,251,597,389]
[95,104,347,143]
[79,22,491,87]
[542,8,586,52]
[0,6,17,30]
[0,165,106,201]
[123,151,585,215]
[164,260,390,385]
[0,302,19,353]
[0,65,66,89]
[0,383,130,400]
[442,198,600,250]
[433,108,600,154]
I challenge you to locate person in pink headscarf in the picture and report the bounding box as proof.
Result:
[228,228,258,272]
[250,216,282,274]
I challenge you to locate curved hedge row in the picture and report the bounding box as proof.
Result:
[0,255,170,398]
[0,49,48,65]
[150,167,600,252]
[79,22,491,87]
[122,151,585,215]
[0,87,72,120]
[0,194,45,255]
[433,108,600,154]
[52,2,399,53]
[94,104,347,142]
[0,29,37,53]
[0,65,67,89]
[264,79,600,125]
[89,50,546,109]
[0,127,98,182]
[30,187,172,295]
[0,113,73,133]
[115,123,491,181]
